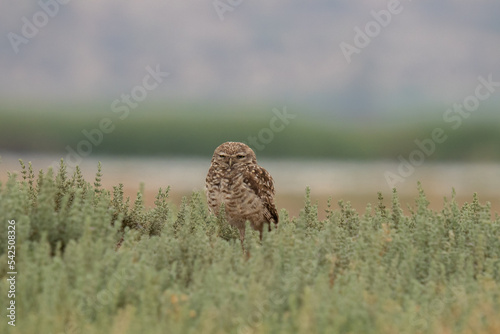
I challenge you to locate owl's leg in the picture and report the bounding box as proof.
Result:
[239,226,245,244]
[258,224,264,241]
[239,227,250,258]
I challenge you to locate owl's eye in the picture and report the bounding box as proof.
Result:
[219,154,226,158]
[236,154,245,159]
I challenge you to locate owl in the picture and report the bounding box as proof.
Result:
[205,141,278,241]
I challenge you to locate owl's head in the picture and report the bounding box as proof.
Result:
[211,142,257,169]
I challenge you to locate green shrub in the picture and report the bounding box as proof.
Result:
[0,160,499,334]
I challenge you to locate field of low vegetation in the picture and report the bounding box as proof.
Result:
[1,160,500,334]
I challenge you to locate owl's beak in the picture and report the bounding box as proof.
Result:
[228,157,233,167]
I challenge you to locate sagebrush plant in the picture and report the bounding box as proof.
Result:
[0,160,499,334]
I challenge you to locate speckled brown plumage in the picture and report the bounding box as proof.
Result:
[205,142,278,240]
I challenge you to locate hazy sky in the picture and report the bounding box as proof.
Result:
[1,1,499,114]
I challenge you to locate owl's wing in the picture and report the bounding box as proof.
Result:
[245,166,279,225]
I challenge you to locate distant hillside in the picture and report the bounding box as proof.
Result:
[1,103,500,161]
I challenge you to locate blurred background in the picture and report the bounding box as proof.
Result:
[1,1,499,217]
